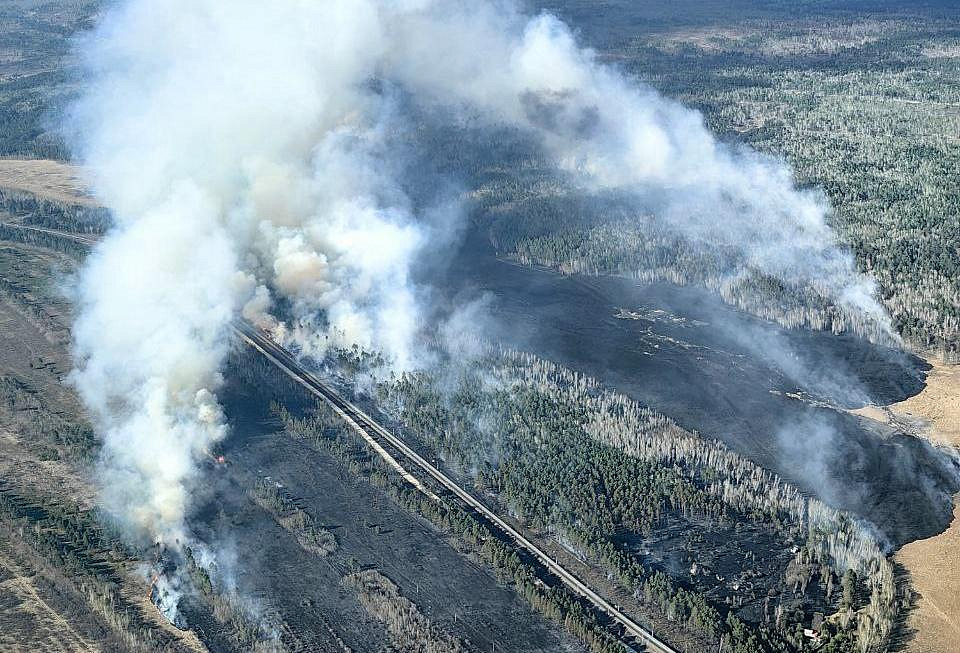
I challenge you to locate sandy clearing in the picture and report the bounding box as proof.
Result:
[897,499,960,653]
[883,360,960,653]
[0,158,97,207]
[892,362,960,447]
[848,362,960,445]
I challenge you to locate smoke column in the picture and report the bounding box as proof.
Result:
[68,0,887,541]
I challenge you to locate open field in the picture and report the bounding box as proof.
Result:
[849,354,960,653]
[897,500,960,653]
[891,363,960,448]
[0,158,96,206]
[875,359,960,653]
[0,160,109,238]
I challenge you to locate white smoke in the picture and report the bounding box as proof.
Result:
[68,0,887,540]
[385,8,885,319]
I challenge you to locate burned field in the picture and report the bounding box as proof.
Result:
[438,233,960,549]
[0,164,947,653]
[613,516,815,625]
[191,349,587,653]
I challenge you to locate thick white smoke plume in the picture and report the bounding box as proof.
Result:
[69,0,886,540]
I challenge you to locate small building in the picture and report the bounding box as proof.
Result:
[804,613,825,645]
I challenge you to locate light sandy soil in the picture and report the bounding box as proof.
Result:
[892,362,960,447]
[880,361,960,653]
[0,158,97,206]
[849,362,960,446]
[898,500,960,653]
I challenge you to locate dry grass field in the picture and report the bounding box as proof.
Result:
[0,537,100,653]
[885,361,960,652]
[892,363,960,448]
[0,158,96,207]
[897,498,960,653]
[846,358,960,651]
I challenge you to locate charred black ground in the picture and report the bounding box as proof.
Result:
[434,230,959,548]
[181,364,584,653]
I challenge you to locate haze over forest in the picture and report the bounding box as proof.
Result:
[0,1,957,653]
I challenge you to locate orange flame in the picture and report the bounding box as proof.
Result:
[202,448,226,465]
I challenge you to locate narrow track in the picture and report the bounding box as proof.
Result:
[0,221,98,247]
[233,321,680,653]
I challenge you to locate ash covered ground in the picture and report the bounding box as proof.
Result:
[179,365,585,653]
[436,231,959,548]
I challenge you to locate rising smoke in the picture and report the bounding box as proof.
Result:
[68,0,887,542]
